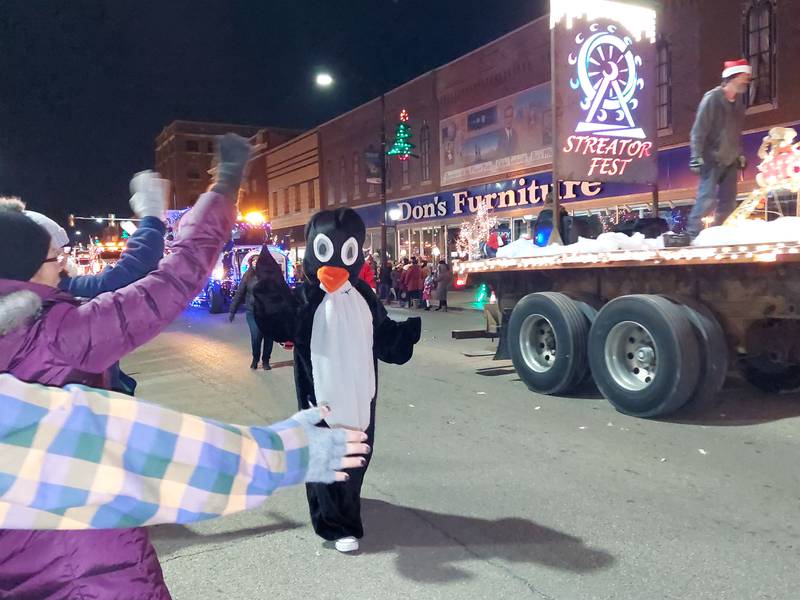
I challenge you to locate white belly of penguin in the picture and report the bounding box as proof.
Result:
[310,281,375,430]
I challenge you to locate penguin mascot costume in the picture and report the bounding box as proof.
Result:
[252,207,421,552]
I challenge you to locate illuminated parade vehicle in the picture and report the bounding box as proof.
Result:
[68,240,127,276]
[454,2,800,419]
[168,210,294,313]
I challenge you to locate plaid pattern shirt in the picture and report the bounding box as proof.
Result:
[0,374,309,530]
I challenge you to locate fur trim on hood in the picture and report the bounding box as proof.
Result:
[0,290,42,336]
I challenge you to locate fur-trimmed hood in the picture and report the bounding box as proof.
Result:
[0,290,42,336]
[0,280,76,339]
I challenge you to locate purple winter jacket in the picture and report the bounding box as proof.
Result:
[0,191,235,600]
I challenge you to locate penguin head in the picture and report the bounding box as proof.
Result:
[303,208,365,293]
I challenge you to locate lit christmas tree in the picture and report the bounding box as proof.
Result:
[387,109,417,160]
[456,198,498,259]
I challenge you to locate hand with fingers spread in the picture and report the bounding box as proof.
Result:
[290,406,371,483]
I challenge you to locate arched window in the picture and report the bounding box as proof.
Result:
[744,0,776,107]
[655,38,672,130]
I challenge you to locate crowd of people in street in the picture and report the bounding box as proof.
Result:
[358,253,453,312]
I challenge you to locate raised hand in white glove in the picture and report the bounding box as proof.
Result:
[129,170,169,220]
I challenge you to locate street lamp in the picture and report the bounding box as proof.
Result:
[312,71,398,263]
[315,73,334,88]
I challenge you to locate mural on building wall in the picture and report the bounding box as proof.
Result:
[439,83,553,186]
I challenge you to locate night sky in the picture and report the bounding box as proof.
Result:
[0,0,545,226]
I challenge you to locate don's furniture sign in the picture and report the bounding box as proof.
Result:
[551,0,658,184]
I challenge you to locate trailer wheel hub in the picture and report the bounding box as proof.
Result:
[520,314,557,373]
[605,321,658,391]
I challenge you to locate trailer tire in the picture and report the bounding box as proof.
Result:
[589,294,700,418]
[508,292,589,395]
[660,296,729,412]
[742,361,800,394]
[564,293,603,388]
[742,320,800,393]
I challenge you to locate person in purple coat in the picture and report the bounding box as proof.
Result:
[0,171,169,394]
[0,134,253,599]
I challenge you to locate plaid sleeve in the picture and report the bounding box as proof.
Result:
[0,374,309,530]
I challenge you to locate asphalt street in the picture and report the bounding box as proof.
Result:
[124,304,800,600]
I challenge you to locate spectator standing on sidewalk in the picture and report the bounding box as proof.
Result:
[434,260,452,312]
[403,257,422,308]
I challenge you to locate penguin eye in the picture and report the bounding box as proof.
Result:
[313,234,334,263]
[341,237,359,266]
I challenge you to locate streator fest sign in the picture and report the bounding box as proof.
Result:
[551,0,658,184]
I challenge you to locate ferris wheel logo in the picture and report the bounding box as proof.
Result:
[569,23,646,139]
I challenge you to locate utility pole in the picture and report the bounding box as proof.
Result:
[380,94,388,262]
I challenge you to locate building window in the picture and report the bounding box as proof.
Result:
[401,158,410,187]
[207,142,213,153]
[308,180,316,210]
[339,157,347,204]
[187,169,200,180]
[185,140,200,153]
[294,184,302,212]
[326,161,335,206]
[744,0,776,107]
[420,122,431,182]
[283,188,290,215]
[353,152,361,199]
[272,191,279,217]
[656,39,672,130]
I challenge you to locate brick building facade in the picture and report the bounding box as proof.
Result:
[156,1,798,261]
[314,0,799,261]
[267,130,320,262]
[155,121,297,210]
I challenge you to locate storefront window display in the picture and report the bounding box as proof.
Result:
[397,225,445,262]
[364,227,396,260]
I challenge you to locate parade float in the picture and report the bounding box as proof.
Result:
[454,0,800,418]
[167,210,293,313]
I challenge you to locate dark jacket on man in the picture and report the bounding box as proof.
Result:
[690,86,746,168]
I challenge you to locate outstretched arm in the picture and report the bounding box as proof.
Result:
[44,135,251,373]
[356,280,422,364]
[0,374,369,530]
[60,171,169,298]
[60,218,166,298]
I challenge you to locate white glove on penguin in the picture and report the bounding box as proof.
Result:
[129,170,169,220]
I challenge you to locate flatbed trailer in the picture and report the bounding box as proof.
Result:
[454,240,800,417]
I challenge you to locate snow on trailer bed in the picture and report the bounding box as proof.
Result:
[457,217,800,274]
[457,240,800,273]
[454,217,800,419]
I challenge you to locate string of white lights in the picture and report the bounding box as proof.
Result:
[456,241,800,274]
[549,0,657,43]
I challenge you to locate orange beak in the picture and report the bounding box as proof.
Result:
[317,266,350,293]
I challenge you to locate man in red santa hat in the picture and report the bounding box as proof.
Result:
[686,59,752,238]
